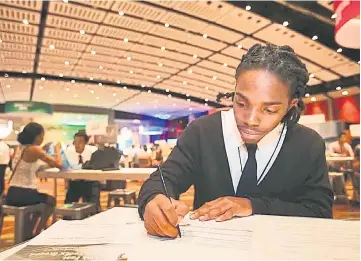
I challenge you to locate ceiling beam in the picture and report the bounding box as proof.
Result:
[29,1,49,101]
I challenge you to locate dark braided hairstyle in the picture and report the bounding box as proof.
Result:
[235,43,309,126]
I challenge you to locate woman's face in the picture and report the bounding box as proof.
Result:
[233,69,297,144]
[34,130,45,146]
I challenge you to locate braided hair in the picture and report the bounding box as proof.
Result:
[235,43,309,125]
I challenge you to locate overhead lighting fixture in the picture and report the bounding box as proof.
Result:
[245,5,251,11]
[310,97,317,102]
[166,89,169,92]
[119,11,124,16]
[336,86,342,91]
[312,35,318,41]
[305,93,310,97]
[237,44,242,49]
[71,80,75,83]
[193,54,198,58]
[113,93,116,96]
[342,90,349,96]
[187,99,190,102]
[6,85,11,88]
[283,21,289,27]
[148,90,152,93]
[186,94,190,97]
[90,89,95,94]
[168,94,172,98]
[41,77,45,81]
[123,86,127,89]
[73,94,78,98]
[213,76,217,80]
[80,30,86,35]
[91,50,96,55]
[223,63,228,67]
[141,84,145,88]
[117,80,121,84]
[90,77,94,80]
[183,81,187,85]
[156,75,161,79]
[165,23,169,27]
[309,73,315,78]
[161,46,166,51]
[99,65,103,70]
[59,73,63,77]
[127,56,131,61]
[98,83,102,86]
[0,39,2,43]
[96,96,99,100]
[4,74,9,78]
[158,63,163,67]
[22,70,26,74]
[205,98,209,102]
[124,38,129,43]
[63,0,68,2]
[22,19,29,25]
[129,70,134,74]
[331,13,337,19]
[337,48,342,53]
[49,44,55,50]
[205,86,209,90]
[203,34,208,38]
[65,87,71,91]
[65,61,70,65]
[188,69,192,74]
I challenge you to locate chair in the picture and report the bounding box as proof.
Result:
[329,172,349,204]
[1,203,46,244]
[54,203,97,221]
[107,189,137,208]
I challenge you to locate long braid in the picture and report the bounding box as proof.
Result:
[235,44,309,125]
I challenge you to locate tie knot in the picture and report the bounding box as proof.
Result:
[245,143,257,155]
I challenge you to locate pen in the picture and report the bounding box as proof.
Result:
[158,165,182,238]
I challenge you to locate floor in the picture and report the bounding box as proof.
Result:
[0,178,359,251]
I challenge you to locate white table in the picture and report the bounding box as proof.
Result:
[0,207,359,260]
[326,156,354,162]
[37,168,155,209]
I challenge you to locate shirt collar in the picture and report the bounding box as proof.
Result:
[224,108,286,149]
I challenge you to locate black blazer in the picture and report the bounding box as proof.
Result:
[138,112,333,218]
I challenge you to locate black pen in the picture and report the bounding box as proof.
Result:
[158,165,182,238]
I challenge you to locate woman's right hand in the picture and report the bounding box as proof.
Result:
[143,194,189,238]
[54,142,62,153]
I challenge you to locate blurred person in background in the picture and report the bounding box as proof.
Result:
[64,130,96,204]
[0,139,10,196]
[328,133,354,157]
[137,145,152,168]
[151,144,163,167]
[6,122,62,239]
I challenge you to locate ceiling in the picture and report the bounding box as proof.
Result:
[0,0,359,120]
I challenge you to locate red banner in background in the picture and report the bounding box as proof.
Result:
[334,0,360,49]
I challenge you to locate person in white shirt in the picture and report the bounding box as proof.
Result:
[64,131,96,204]
[328,133,354,157]
[0,140,9,195]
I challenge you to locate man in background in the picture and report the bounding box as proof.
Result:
[328,133,354,157]
[64,131,97,204]
[0,140,9,195]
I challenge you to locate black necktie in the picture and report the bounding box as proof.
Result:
[236,144,258,197]
[78,154,83,165]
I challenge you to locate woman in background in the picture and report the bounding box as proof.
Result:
[6,122,62,239]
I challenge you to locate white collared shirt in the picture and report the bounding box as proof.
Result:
[65,145,97,168]
[221,109,287,193]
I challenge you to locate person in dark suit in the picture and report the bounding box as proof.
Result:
[137,44,333,238]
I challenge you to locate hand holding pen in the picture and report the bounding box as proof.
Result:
[143,166,189,238]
